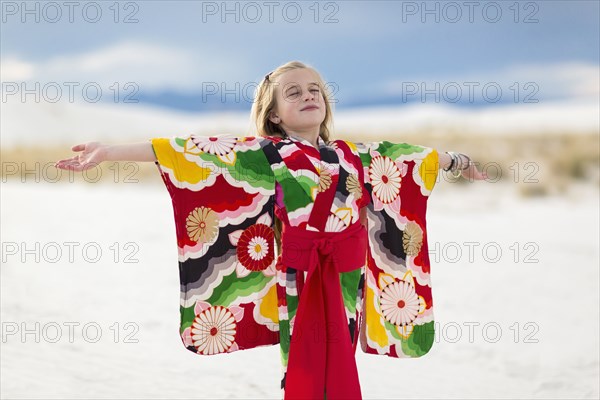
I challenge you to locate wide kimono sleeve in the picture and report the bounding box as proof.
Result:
[149,134,280,356]
[354,140,440,358]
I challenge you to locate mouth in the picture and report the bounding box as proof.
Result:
[301,105,319,111]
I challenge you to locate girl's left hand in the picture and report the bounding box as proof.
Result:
[461,161,488,181]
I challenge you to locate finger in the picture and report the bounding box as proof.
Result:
[71,144,86,152]
[56,155,78,164]
[55,160,70,168]
[55,162,77,171]
[67,162,86,172]
[59,159,83,170]
[54,160,76,169]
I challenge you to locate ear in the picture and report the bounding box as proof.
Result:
[267,111,281,125]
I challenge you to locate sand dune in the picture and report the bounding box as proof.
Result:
[1,179,598,399]
[2,97,599,398]
[1,98,598,148]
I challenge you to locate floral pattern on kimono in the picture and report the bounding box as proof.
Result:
[150,133,439,397]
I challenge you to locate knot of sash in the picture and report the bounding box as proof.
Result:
[281,221,367,400]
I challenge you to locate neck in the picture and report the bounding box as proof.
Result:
[284,128,321,149]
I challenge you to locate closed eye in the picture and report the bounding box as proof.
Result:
[287,89,320,97]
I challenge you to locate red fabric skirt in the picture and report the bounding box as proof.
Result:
[281,221,367,400]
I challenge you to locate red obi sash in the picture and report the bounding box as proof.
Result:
[281,221,367,400]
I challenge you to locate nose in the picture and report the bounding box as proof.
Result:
[303,89,315,102]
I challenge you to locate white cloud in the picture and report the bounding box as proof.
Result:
[498,62,600,100]
[0,58,36,81]
[381,61,600,102]
[49,40,195,73]
[1,40,252,93]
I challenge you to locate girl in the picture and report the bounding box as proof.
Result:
[56,60,486,400]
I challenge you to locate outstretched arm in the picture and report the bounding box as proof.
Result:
[439,151,451,170]
[55,142,157,171]
[438,149,487,181]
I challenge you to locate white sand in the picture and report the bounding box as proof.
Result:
[1,176,598,399]
[1,98,598,148]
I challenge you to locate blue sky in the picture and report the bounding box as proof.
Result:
[1,0,598,111]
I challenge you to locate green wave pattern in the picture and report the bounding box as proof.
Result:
[339,269,361,314]
[273,165,312,212]
[201,148,275,191]
[383,318,435,357]
[376,141,425,159]
[178,271,272,333]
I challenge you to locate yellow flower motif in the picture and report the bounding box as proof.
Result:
[186,206,219,243]
[346,173,362,199]
[318,169,332,192]
[403,221,423,256]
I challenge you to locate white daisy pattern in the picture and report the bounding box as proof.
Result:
[369,155,402,204]
[191,135,237,156]
[324,213,347,232]
[191,305,237,354]
[379,280,421,326]
[247,235,269,261]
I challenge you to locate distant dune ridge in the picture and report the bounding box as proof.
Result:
[2,97,598,145]
[2,99,598,196]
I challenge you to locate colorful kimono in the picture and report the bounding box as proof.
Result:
[150,133,440,399]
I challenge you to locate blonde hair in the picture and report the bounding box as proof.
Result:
[250,60,335,142]
[251,61,336,254]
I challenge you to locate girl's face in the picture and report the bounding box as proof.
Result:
[268,68,326,136]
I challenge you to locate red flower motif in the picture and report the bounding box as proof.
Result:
[236,223,275,272]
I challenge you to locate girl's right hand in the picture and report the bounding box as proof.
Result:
[54,142,106,171]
